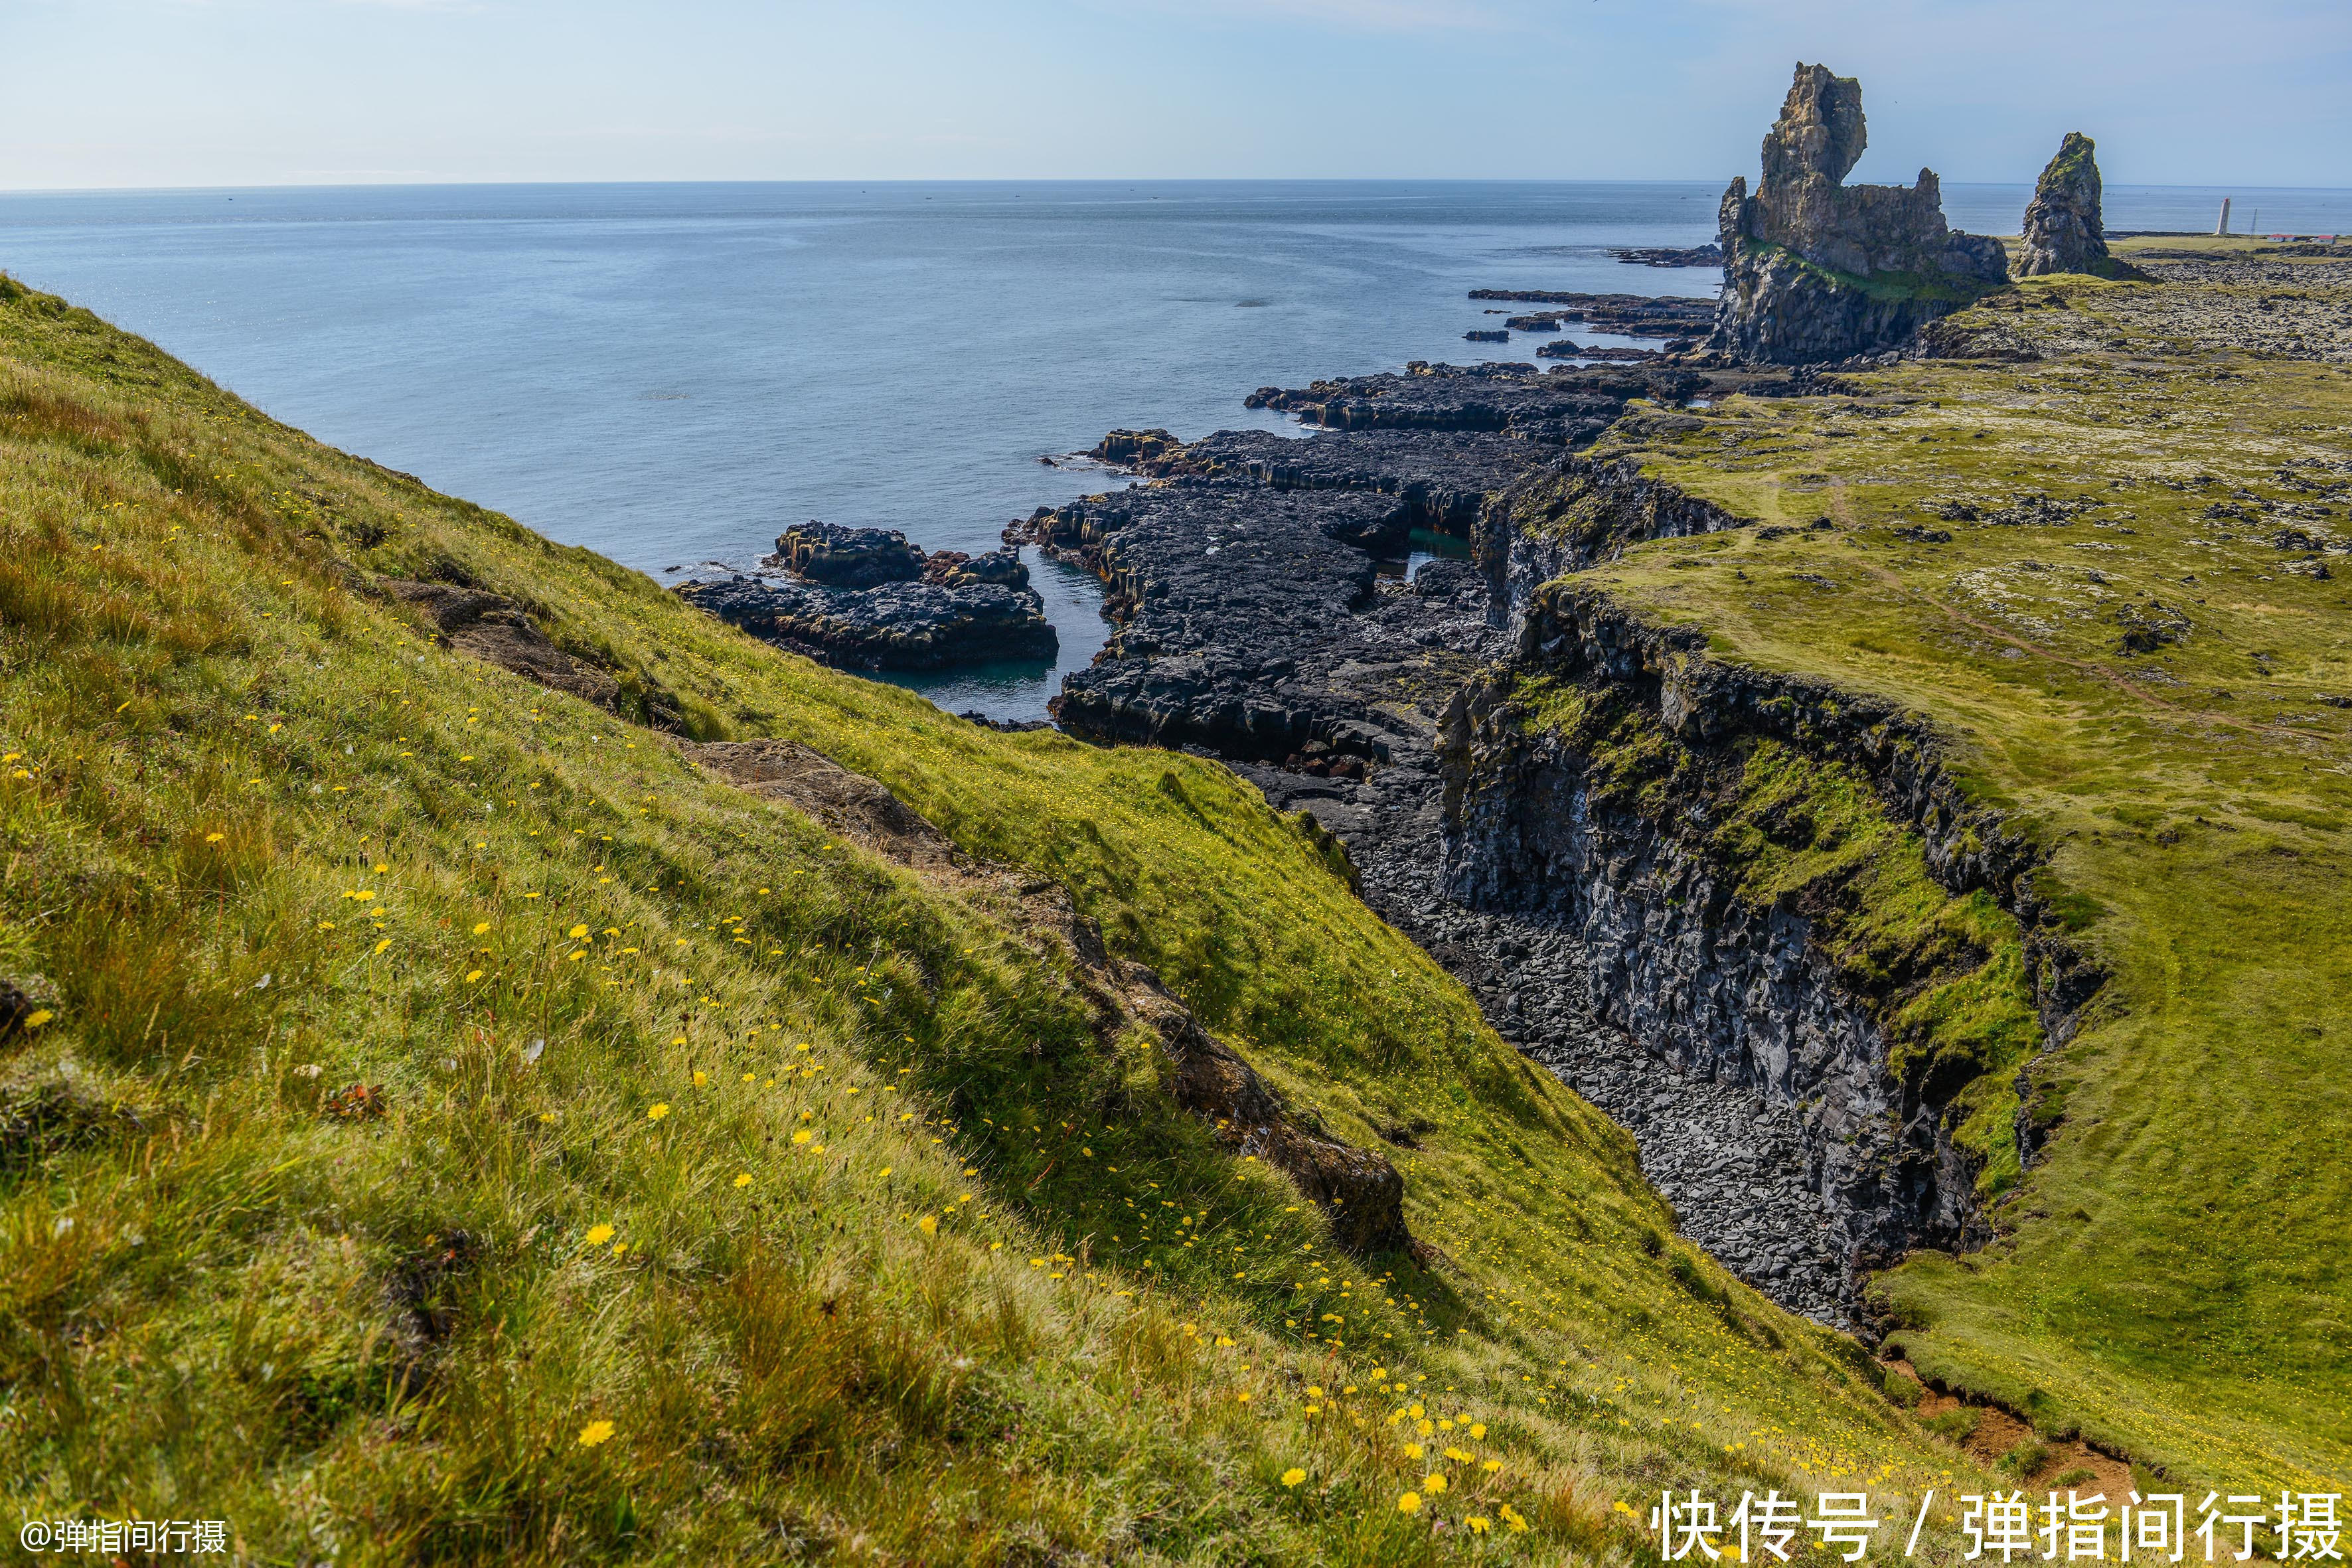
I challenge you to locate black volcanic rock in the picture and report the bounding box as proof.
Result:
[1243,361,1697,444]
[677,572,1055,670]
[1711,64,2010,363]
[1466,291,1717,339]
[1007,480,1428,755]
[1610,244,1725,268]
[1091,428,1184,467]
[1464,329,1511,343]
[1142,427,1544,532]
[2017,132,2111,277]
[1535,340,1667,362]
[923,546,1031,589]
[775,521,927,588]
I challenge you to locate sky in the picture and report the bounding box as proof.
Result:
[4,0,2348,191]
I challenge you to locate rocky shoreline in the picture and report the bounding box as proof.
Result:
[657,65,2196,1330]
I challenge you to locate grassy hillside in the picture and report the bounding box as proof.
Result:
[0,277,1991,1561]
[1540,243,2352,1489]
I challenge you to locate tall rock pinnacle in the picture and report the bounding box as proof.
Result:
[1711,64,2011,364]
[2016,132,2111,277]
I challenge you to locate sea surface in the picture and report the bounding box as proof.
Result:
[5,179,2350,720]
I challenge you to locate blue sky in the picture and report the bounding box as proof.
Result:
[5,0,2347,190]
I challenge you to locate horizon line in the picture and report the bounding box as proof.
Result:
[5,176,2351,199]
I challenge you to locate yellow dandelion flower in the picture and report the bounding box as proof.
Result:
[568,924,589,938]
[1469,1422,1486,1439]
[734,1173,753,1188]
[647,1103,670,1121]
[23,1008,55,1029]
[584,1224,615,1246]
[1468,1517,1492,1535]
[1281,1468,1307,1488]
[465,969,484,982]
[373,939,392,955]
[1396,1493,1421,1515]
[1482,1459,1502,1473]
[1501,1504,1529,1533]
[473,921,492,935]
[1401,1443,1423,1460]
[916,1214,937,1235]
[692,1070,708,1086]
[1423,1474,1447,1495]
[791,1129,813,1145]
[204,832,225,844]
[577,1419,614,1447]
[1236,1391,1252,1404]
[566,950,586,962]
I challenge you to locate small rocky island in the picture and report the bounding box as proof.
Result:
[677,522,1055,670]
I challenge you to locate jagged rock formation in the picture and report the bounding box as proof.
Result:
[1713,64,2010,363]
[2016,133,2110,277]
[676,522,1052,670]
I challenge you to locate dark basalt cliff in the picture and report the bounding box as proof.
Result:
[1712,64,2010,363]
[1434,568,2103,1317]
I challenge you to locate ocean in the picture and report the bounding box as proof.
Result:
[5,179,2348,720]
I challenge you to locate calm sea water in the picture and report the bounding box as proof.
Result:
[5,179,2349,720]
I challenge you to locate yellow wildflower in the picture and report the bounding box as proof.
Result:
[916,1214,937,1235]
[577,1419,614,1447]
[1423,1474,1447,1496]
[647,1103,670,1121]
[791,1129,812,1145]
[1281,1468,1306,1488]
[734,1173,753,1188]
[584,1224,615,1246]
[1396,1493,1421,1515]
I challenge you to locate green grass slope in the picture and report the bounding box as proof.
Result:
[0,277,1988,1561]
[1538,250,2352,1488]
